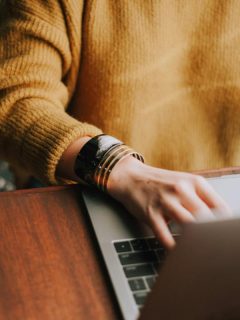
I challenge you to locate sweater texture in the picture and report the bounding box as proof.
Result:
[1,1,240,184]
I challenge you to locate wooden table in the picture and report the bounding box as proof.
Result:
[1,166,240,320]
[0,185,122,320]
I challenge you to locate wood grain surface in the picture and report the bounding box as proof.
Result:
[0,185,122,320]
[0,167,239,320]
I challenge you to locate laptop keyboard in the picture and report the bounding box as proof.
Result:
[113,237,170,308]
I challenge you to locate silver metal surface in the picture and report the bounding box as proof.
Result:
[82,188,152,320]
[207,174,240,213]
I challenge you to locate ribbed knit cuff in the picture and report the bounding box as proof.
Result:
[1,99,102,185]
[21,111,102,185]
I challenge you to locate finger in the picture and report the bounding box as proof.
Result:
[194,177,233,217]
[163,195,195,224]
[148,207,175,249]
[176,182,215,219]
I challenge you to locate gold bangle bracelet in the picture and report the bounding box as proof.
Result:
[98,147,133,191]
[93,144,144,192]
[94,145,127,187]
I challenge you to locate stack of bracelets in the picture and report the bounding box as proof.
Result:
[74,134,144,192]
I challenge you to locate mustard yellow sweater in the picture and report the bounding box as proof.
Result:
[1,1,240,184]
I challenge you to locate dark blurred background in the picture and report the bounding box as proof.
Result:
[0,161,16,192]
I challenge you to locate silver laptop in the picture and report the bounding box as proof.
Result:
[139,217,240,320]
[81,173,240,320]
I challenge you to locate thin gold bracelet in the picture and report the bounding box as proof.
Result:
[93,145,144,192]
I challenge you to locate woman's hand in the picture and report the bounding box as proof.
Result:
[107,156,232,249]
[57,136,232,249]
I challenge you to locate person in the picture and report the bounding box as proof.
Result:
[0,1,235,248]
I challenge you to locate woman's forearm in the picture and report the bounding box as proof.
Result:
[57,135,232,249]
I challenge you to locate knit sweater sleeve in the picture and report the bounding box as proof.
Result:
[0,1,101,184]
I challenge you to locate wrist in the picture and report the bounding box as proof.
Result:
[107,154,146,199]
[73,134,144,191]
[56,136,91,181]
[58,133,145,190]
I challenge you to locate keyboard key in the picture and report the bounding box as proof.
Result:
[128,278,146,291]
[146,276,157,289]
[119,251,158,265]
[124,264,155,278]
[114,241,132,253]
[133,292,148,306]
[131,239,148,251]
[147,238,163,249]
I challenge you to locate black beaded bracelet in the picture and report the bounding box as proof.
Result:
[74,134,144,191]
